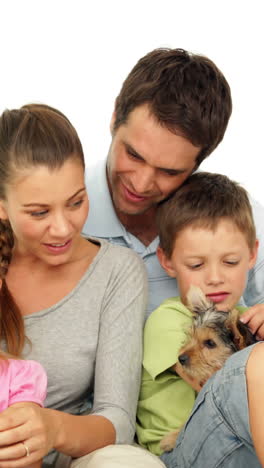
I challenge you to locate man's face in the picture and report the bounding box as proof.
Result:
[107,104,200,216]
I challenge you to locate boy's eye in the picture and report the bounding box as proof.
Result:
[188,263,202,270]
[225,260,239,266]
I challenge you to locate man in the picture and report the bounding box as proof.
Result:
[83,47,264,318]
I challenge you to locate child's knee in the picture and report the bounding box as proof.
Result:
[246,342,264,384]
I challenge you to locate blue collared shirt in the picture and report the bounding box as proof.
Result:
[83,159,264,318]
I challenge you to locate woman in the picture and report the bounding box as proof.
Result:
[0,104,148,467]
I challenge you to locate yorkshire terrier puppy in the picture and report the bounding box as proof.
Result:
[160,286,256,452]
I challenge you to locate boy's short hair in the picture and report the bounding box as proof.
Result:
[114,48,232,166]
[157,172,256,257]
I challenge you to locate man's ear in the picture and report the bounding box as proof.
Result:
[157,246,177,278]
[110,105,117,134]
[249,239,259,269]
[0,201,8,220]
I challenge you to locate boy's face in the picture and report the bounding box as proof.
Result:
[157,219,258,310]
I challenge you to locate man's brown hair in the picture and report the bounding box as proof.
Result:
[157,172,256,257]
[114,48,232,166]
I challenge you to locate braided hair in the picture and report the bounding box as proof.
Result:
[0,103,85,355]
[0,219,24,356]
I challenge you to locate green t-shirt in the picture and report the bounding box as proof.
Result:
[136,296,246,455]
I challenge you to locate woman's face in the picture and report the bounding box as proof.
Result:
[0,157,89,266]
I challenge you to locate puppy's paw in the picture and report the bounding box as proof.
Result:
[160,430,180,452]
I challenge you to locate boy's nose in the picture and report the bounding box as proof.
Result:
[205,266,224,285]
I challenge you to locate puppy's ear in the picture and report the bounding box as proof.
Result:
[186,286,212,315]
[225,309,256,350]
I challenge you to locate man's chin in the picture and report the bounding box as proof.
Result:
[112,195,152,216]
[117,204,151,216]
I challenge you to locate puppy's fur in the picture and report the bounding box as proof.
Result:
[160,286,256,452]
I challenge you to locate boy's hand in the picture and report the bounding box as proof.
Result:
[240,304,264,340]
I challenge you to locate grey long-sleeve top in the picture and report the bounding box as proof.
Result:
[23,238,147,464]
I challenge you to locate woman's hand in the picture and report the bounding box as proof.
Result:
[0,402,58,467]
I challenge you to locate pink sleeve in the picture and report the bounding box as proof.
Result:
[8,359,47,407]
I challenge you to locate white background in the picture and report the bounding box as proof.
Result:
[1,1,263,204]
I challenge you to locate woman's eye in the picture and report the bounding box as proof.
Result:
[70,199,84,208]
[30,210,48,217]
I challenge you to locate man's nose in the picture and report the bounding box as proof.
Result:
[131,167,155,194]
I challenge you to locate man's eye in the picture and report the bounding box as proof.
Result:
[162,170,181,177]
[127,149,141,160]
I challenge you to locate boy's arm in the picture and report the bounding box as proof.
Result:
[137,300,196,455]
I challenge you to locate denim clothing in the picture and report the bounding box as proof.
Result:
[160,344,262,468]
[83,160,264,319]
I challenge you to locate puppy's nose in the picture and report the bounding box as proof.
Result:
[178,354,189,366]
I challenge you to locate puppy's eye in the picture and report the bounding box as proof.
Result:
[203,339,217,348]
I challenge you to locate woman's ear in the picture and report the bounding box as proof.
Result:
[0,201,8,220]
[157,246,177,278]
[249,239,259,269]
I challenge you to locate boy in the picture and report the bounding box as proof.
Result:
[136,172,259,457]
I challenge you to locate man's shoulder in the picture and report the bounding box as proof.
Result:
[244,195,264,305]
[85,158,107,195]
[91,236,146,267]
[249,195,264,236]
[83,159,123,237]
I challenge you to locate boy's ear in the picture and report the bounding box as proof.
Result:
[249,239,259,269]
[157,246,177,278]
